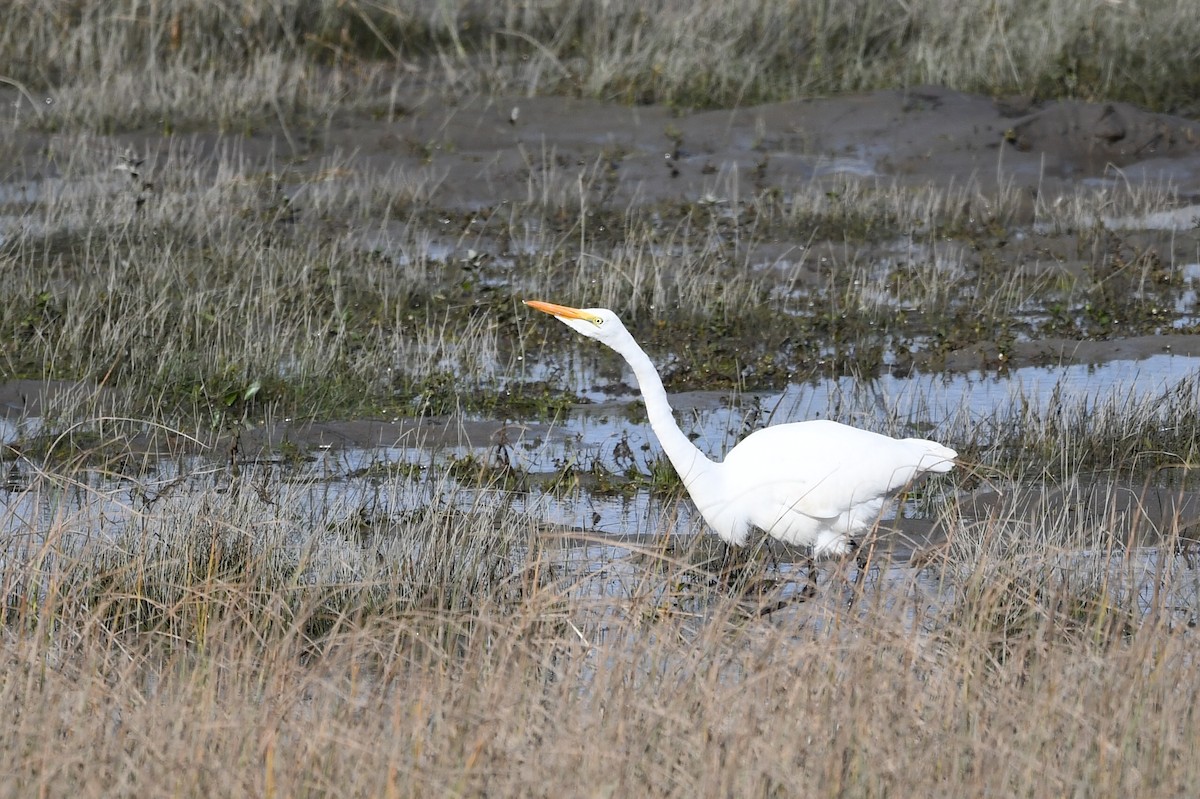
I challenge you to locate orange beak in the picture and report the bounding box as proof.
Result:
[523,300,592,320]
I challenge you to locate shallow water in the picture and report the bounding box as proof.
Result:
[4,349,1200,498]
[4,88,1200,654]
[505,351,1200,480]
[5,457,1197,635]
[5,351,1199,558]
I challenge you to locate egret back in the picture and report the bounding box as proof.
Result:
[692,419,956,551]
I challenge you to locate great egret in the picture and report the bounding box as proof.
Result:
[525,300,957,567]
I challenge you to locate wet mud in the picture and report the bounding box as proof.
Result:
[7,85,1200,209]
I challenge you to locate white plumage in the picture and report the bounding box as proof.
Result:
[525,301,957,557]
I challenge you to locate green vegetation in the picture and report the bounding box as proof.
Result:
[3,5,1197,424]
[1,127,1197,482]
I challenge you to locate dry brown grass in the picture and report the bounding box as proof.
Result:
[2,456,1199,797]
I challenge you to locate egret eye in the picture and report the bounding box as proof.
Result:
[594,317,604,325]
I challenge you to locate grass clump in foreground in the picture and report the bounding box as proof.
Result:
[2,452,1200,797]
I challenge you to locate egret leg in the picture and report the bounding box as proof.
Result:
[845,538,873,609]
[800,553,818,599]
[719,539,785,603]
[718,540,749,589]
[751,549,815,616]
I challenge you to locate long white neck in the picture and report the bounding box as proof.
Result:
[614,336,717,488]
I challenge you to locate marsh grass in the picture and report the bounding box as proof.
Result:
[5,0,1200,131]
[945,372,1200,480]
[3,441,1200,797]
[3,113,1195,432]
[4,453,539,637]
[0,9,1195,567]
[3,3,1199,794]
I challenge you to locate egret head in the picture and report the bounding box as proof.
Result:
[523,300,629,348]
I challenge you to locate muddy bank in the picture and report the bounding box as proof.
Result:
[6,86,1200,210]
[0,378,545,454]
[942,333,1200,371]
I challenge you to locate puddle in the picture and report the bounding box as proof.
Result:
[5,353,1200,638]
[5,352,1199,545]
[512,352,1200,464]
[1103,204,1200,231]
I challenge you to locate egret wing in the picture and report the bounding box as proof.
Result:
[722,419,953,520]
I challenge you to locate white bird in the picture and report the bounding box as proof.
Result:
[525,300,956,565]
